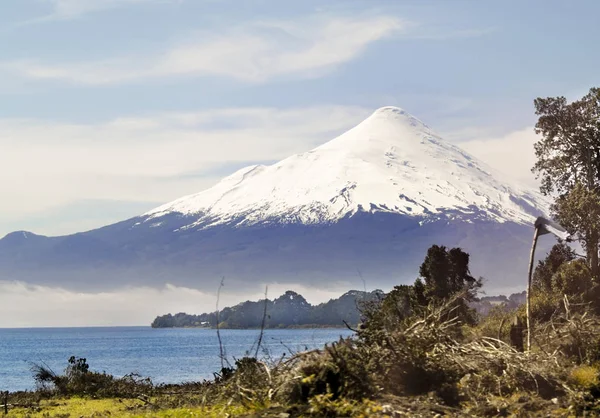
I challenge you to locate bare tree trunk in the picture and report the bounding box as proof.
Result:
[590,230,599,279]
[509,315,524,352]
[586,152,599,278]
[526,225,540,353]
[254,286,269,358]
[215,277,228,370]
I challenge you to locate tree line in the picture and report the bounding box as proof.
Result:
[151,289,383,329]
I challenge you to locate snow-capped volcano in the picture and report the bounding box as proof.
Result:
[0,107,550,293]
[146,106,545,229]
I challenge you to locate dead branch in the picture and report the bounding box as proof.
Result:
[254,285,269,358]
[215,276,229,369]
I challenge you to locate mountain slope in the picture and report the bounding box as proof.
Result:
[0,107,550,293]
[145,106,544,229]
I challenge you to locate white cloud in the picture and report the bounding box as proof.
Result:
[460,127,540,187]
[0,280,352,327]
[5,16,403,84]
[0,105,370,235]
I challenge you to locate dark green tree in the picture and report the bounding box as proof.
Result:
[417,245,480,304]
[362,245,481,333]
[533,242,577,292]
[533,87,600,276]
[552,259,594,298]
[377,284,418,329]
[552,183,600,276]
[416,245,481,325]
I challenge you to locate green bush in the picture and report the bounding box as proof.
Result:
[475,305,515,342]
[276,337,376,408]
[32,356,153,398]
[552,259,595,300]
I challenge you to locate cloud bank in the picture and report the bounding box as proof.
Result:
[6,15,403,84]
[0,280,352,327]
[460,127,539,187]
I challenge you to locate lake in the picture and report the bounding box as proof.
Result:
[0,327,354,392]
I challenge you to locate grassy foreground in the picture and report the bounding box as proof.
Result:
[5,297,598,418]
[8,245,600,417]
[7,397,251,417]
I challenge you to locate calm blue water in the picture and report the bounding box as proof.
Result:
[0,327,353,392]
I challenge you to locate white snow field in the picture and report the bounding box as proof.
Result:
[146,107,547,230]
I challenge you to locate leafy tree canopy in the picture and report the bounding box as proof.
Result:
[533,242,577,292]
[533,87,600,275]
[533,87,600,195]
[363,245,481,333]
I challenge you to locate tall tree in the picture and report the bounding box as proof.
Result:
[361,245,481,335]
[418,245,480,302]
[416,245,481,325]
[533,87,600,275]
[533,242,576,292]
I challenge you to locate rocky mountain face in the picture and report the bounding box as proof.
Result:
[0,107,549,293]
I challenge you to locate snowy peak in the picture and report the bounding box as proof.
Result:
[145,107,548,229]
[365,106,431,131]
[321,106,431,150]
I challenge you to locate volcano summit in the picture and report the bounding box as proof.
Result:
[0,107,548,293]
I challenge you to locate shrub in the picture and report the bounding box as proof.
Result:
[475,305,516,342]
[307,393,383,417]
[534,298,600,364]
[552,259,595,300]
[32,357,153,398]
[569,366,600,391]
[274,339,375,409]
[567,365,600,414]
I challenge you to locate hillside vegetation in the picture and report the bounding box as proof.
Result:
[151,289,382,329]
[8,242,600,417]
[152,288,527,330]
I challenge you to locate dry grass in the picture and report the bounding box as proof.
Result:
[9,294,600,417]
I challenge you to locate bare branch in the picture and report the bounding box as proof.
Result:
[254,285,269,358]
[215,276,229,369]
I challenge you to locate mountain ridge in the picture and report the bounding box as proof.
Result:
[0,106,550,293]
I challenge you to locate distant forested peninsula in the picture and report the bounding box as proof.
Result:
[152,288,528,329]
[151,290,383,329]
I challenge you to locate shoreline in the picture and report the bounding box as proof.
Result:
[151,324,353,330]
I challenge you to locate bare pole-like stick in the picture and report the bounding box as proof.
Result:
[498,316,507,341]
[215,276,227,369]
[355,268,369,321]
[357,268,367,294]
[526,225,541,353]
[254,286,269,358]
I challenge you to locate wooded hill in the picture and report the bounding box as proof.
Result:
[151,290,383,329]
[151,288,528,329]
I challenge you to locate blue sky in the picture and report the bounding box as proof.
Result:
[1,0,599,237]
